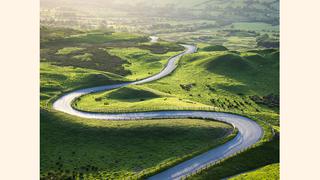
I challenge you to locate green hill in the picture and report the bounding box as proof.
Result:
[107,86,162,101]
[201,45,229,52]
[204,54,253,72]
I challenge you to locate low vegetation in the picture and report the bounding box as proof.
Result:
[72,85,211,113]
[41,110,235,179]
[40,62,126,107]
[189,133,279,179]
[40,26,280,179]
[76,49,279,119]
[201,45,228,52]
[107,47,183,80]
[41,27,184,78]
[231,163,279,180]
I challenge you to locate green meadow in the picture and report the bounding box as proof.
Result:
[40,0,281,177]
[41,109,235,179]
[40,27,242,179]
[70,43,279,179]
[75,46,279,125]
[231,163,279,180]
[107,45,183,80]
[189,133,279,179]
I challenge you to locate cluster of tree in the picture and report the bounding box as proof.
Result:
[180,83,196,91]
[250,94,279,108]
[256,34,279,48]
[210,97,248,111]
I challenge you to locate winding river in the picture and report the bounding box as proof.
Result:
[53,40,263,180]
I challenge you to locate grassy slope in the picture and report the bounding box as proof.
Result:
[71,48,280,179]
[40,27,186,108]
[41,110,234,179]
[231,163,279,180]
[189,133,279,180]
[40,28,236,179]
[107,46,183,80]
[41,30,148,76]
[41,27,184,79]
[229,22,279,32]
[145,50,279,116]
[41,27,279,179]
[73,85,211,113]
[157,20,279,51]
[75,49,279,125]
[40,64,236,179]
[40,62,126,107]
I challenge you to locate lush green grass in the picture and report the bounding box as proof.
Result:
[41,110,235,179]
[188,133,279,180]
[158,29,260,50]
[228,22,279,32]
[40,62,126,107]
[67,32,148,44]
[107,47,183,80]
[40,27,279,179]
[41,27,184,78]
[40,27,241,180]
[138,42,185,54]
[223,36,257,50]
[76,49,279,123]
[201,45,228,52]
[41,30,149,47]
[73,85,211,113]
[155,21,279,50]
[231,163,279,180]
[146,50,279,110]
[55,47,85,55]
[54,40,279,179]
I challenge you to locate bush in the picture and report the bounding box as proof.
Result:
[180,83,196,91]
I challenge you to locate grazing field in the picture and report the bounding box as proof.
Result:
[40,24,279,179]
[228,22,279,32]
[145,49,279,112]
[68,42,280,179]
[156,21,279,50]
[107,46,183,80]
[41,110,235,179]
[75,48,279,126]
[231,163,280,180]
[40,27,239,180]
[40,62,126,107]
[189,133,279,179]
[73,85,211,113]
[41,27,184,78]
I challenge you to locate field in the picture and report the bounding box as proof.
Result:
[231,163,279,179]
[41,27,183,77]
[74,47,279,125]
[40,27,243,179]
[107,44,183,80]
[40,62,126,107]
[189,132,279,179]
[40,1,280,176]
[69,39,280,179]
[41,110,235,179]
[73,85,212,113]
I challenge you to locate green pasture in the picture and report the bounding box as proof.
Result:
[41,110,235,179]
